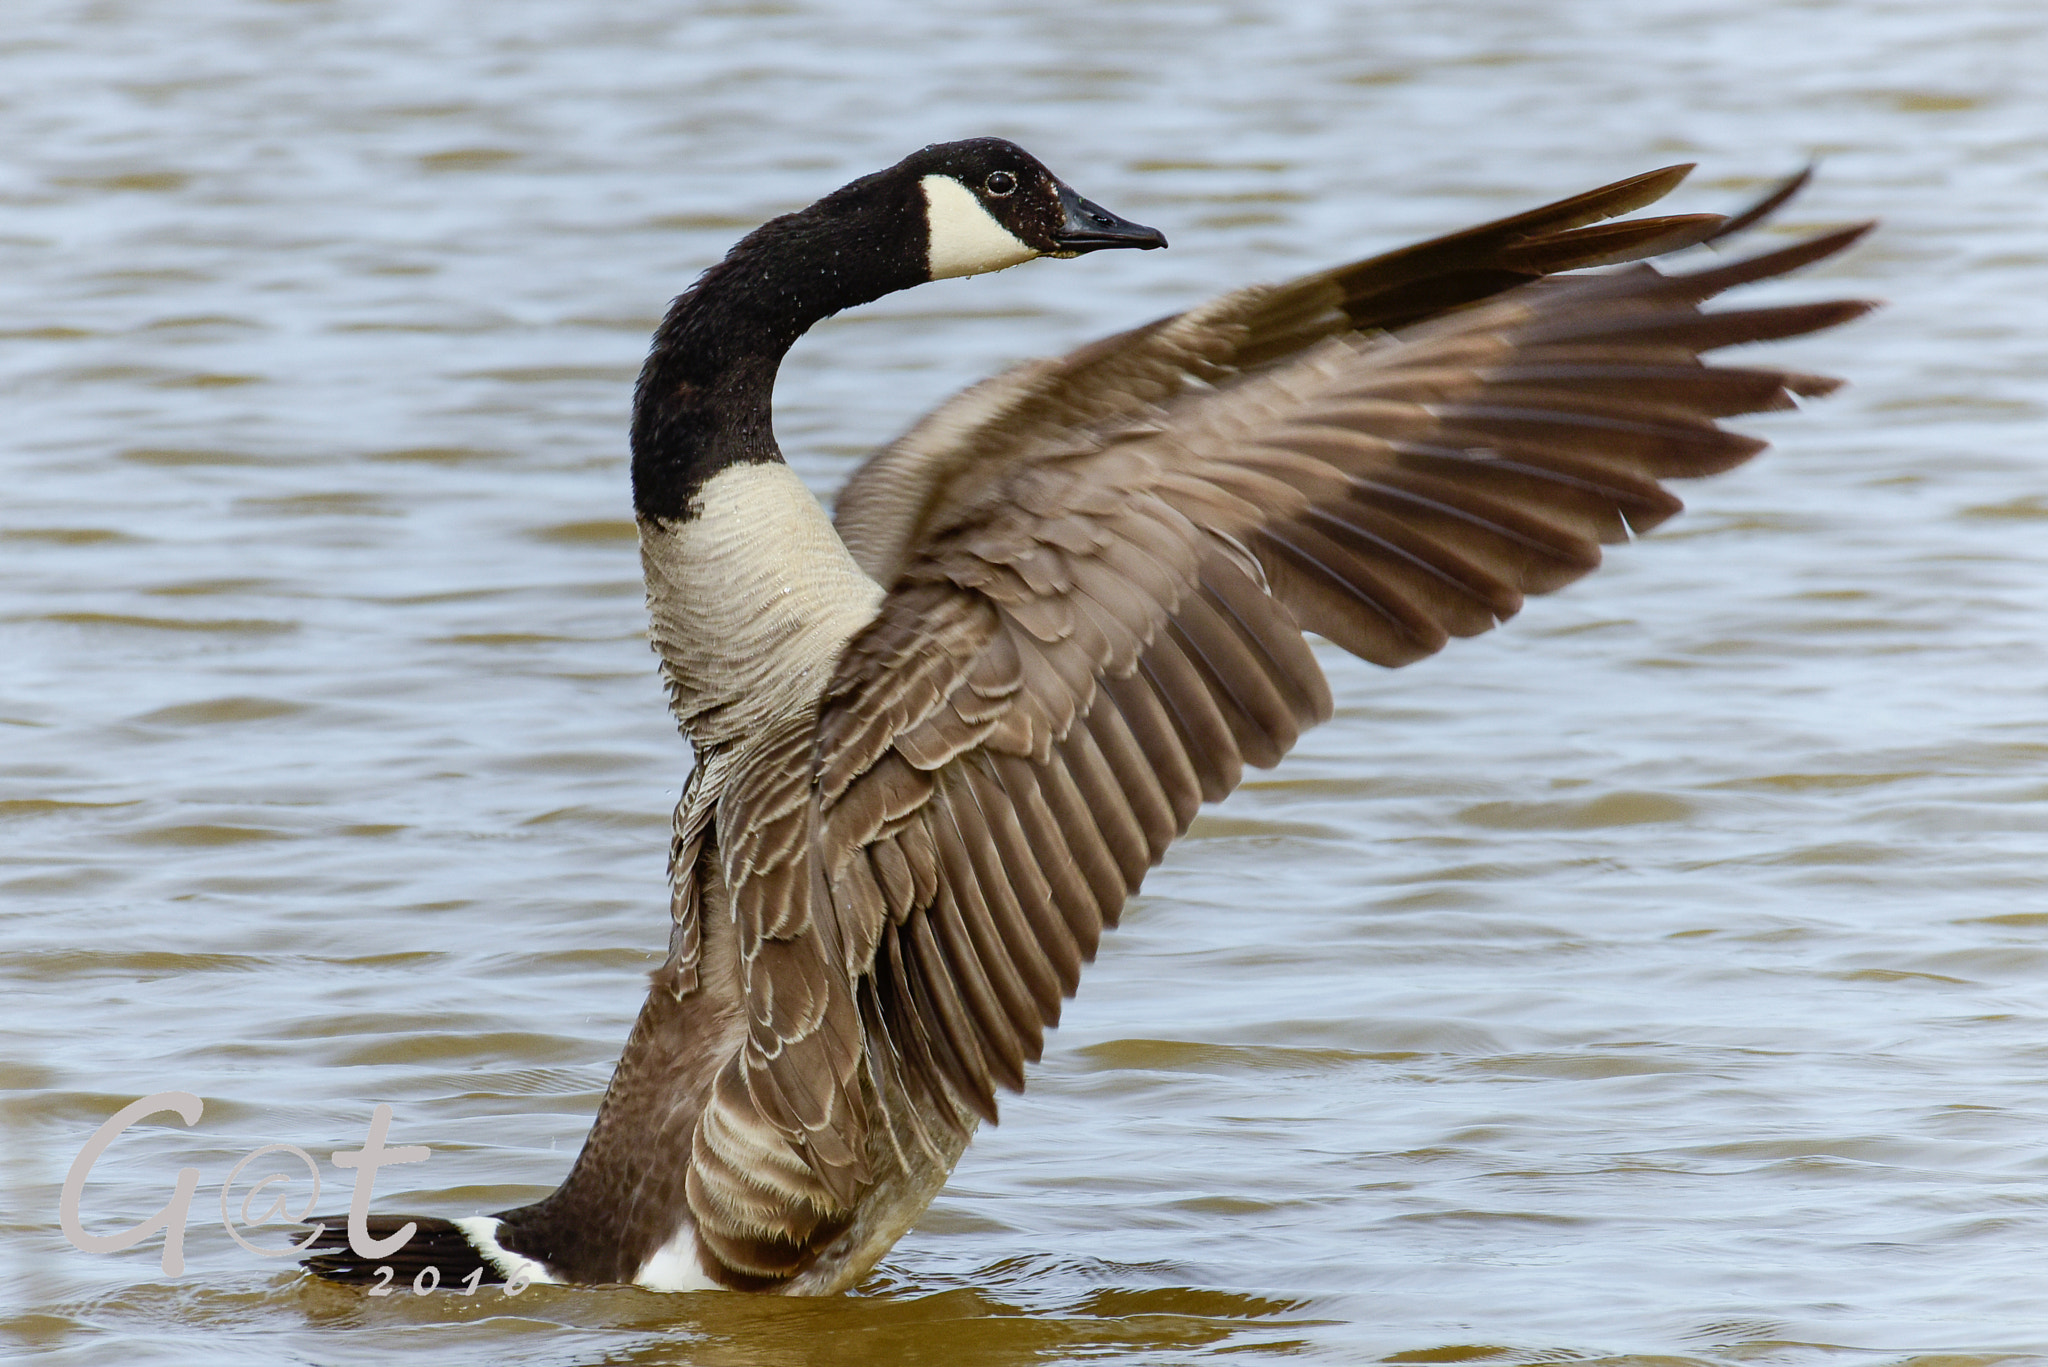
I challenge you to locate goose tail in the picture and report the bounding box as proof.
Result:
[299,1213,514,1289]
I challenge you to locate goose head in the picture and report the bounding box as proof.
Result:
[657,138,1165,349]
[629,140,1164,521]
[897,137,1167,280]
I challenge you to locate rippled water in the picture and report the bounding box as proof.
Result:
[5,0,2048,1362]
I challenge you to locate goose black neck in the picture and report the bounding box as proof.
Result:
[631,174,928,521]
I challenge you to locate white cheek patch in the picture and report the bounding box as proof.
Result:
[920,174,1040,280]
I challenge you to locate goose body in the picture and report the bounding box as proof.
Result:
[304,140,1871,1295]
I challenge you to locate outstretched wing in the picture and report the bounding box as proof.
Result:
[834,164,1812,588]
[691,221,1872,1283]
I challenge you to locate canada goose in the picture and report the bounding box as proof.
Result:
[301,139,1871,1295]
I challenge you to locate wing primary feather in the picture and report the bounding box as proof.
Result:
[1195,556,1333,725]
[963,759,1086,998]
[902,896,1003,1120]
[1097,668,1204,830]
[1052,714,1158,891]
[1160,616,1278,769]
[1675,220,1871,294]
[1169,588,1302,766]
[1303,502,1522,626]
[1352,469,1603,577]
[1423,402,1759,471]
[991,752,1111,960]
[1255,522,1445,656]
[1297,508,1501,638]
[1080,681,1183,855]
[856,976,950,1169]
[1383,439,1693,521]
[1322,166,1706,335]
[1705,165,1814,241]
[1469,363,1807,418]
[1494,213,1724,273]
[951,763,1068,1021]
[1134,639,1245,802]
[922,831,1033,1092]
[934,772,1059,1041]
[878,922,979,1133]
[1520,300,1874,353]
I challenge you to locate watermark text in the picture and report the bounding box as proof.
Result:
[61,1091,429,1276]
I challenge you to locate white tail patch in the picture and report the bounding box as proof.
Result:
[452,1216,560,1287]
[920,174,1038,280]
[635,1227,725,1292]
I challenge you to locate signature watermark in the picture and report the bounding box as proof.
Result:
[59,1090,531,1295]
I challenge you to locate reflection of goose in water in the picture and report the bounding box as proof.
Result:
[302,139,1870,1294]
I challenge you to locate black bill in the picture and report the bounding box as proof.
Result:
[1052,183,1168,255]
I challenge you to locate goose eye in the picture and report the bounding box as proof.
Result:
[983,170,1018,198]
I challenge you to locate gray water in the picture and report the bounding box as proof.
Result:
[5,0,2047,1363]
